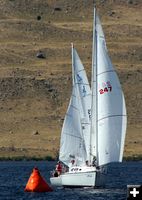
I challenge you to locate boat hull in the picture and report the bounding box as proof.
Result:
[62,170,106,187]
[50,176,62,187]
[61,171,96,187]
[50,170,106,188]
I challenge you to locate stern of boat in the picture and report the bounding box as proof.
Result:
[95,166,107,187]
[50,176,62,187]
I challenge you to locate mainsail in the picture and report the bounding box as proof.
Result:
[91,8,127,166]
[59,46,91,166]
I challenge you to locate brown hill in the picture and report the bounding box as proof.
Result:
[0,0,141,159]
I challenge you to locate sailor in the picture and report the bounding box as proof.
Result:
[85,160,89,166]
[62,164,68,173]
[71,159,75,166]
[56,161,62,175]
[53,170,58,177]
[92,156,97,167]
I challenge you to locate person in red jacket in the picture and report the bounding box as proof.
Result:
[56,161,62,175]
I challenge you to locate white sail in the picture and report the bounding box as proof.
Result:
[92,10,127,166]
[73,47,92,162]
[59,85,87,166]
[59,46,90,166]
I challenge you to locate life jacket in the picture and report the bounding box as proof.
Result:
[56,164,62,172]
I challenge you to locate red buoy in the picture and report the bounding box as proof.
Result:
[25,167,53,192]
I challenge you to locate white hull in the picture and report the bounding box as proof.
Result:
[50,166,106,188]
[50,176,62,187]
[62,171,96,187]
[62,170,106,187]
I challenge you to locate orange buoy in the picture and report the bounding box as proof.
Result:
[25,167,53,192]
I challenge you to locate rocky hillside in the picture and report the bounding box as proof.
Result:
[0,0,141,159]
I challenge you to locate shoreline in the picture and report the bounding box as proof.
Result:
[0,155,141,162]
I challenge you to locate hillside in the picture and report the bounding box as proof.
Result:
[0,0,141,159]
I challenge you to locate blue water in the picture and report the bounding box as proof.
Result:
[0,161,141,200]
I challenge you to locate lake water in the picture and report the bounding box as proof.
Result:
[0,161,141,200]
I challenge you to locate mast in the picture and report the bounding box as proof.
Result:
[71,43,75,86]
[90,7,98,165]
[95,8,98,166]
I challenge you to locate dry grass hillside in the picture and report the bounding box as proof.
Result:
[0,0,141,159]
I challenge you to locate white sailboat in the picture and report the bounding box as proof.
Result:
[50,7,127,188]
[50,44,92,187]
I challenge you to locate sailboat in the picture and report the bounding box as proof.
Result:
[50,44,92,187]
[50,7,127,187]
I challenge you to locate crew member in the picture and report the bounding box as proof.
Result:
[92,156,97,167]
[85,160,89,166]
[56,161,62,175]
[71,159,75,166]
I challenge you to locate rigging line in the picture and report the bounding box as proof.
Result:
[97,69,116,76]
[76,69,85,73]
[64,104,80,116]
[81,122,91,125]
[75,82,90,86]
[79,94,92,98]
[72,91,91,98]
[63,132,83,140]
[98,114,127,122]
[70,104,80,111]
[65,107,80,118]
